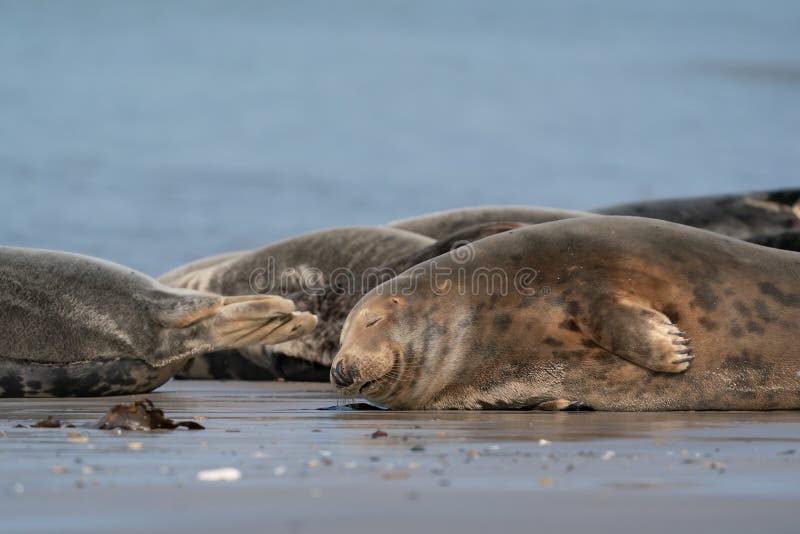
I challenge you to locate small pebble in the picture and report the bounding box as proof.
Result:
[197,467,242,482]
[371,430,388,439]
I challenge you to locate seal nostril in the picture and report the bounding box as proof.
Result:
[331,360,355,387]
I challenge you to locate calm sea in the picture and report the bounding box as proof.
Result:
[1,0,798,275]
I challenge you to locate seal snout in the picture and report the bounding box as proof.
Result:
[331,359,360,388]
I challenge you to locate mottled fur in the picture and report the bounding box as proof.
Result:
[333,217,800,411]
[163,224,521,376]
[390,189,800,242]
[0,247,315,397]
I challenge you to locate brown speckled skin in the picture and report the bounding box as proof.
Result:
[334,216,800,411]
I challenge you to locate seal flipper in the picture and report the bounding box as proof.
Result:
[574,295,694,373]
[198,296,318,350]
[152,294,318,366]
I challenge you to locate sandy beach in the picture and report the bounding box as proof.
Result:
[2,380,799,533]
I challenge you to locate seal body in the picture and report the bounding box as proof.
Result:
[161,227,433,375]
[596,189,800,240]
[332,216,800,410]
[389,189,800,242]
[159,251,247,287]
[162,224,521,377]
[389,207,587,240]
[0,247,315,397]
[161,227,434,295]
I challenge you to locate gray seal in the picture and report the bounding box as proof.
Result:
[389,189,800,242]
[389,207,588,240]
[332,216,800,411]
[162,224,521,379]
[0,247,315,397]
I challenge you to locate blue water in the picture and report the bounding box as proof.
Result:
[1,1,798,275]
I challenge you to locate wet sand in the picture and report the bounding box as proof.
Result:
[2,380,799,533]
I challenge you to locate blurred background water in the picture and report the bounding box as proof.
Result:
[0,0,797,275]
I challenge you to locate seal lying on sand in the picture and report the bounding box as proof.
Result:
[0,247,316,397]
[163,224,521,379]
[390,188,800,241]
[161,227,432,379]
[332,216,800,410]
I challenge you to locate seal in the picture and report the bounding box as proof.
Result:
[162,224,521,379]
[159,250,247,287]
[0,247,316,397]
[738,230,800,252]
[389,207,588,240]
[331,216,800,410]
[389,188,800,242]
[161,227,434,295]
[160,227,433,378]
[596,188,800,240]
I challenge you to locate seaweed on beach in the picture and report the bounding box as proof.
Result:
[93,399,205,431]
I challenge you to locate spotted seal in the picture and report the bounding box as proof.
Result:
[0,247,316,397]
[389,188,800,242]
[332,216,800,410]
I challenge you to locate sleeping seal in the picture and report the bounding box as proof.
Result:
[0,247,316,397]
[162,224,520,379]
[389,188,800,242]
[160,227,432,378]
[332,216,800,410]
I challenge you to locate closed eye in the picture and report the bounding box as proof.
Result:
[366,317,382,328]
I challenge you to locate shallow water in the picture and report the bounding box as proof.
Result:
[1,1,798,275]
[1,381,799,534]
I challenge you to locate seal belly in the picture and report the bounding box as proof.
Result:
[0,358,181,397]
